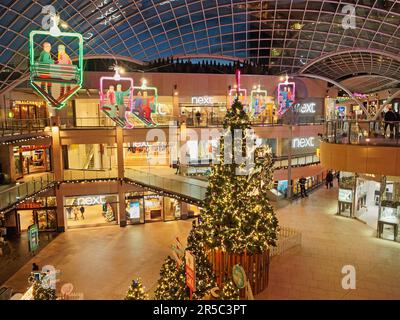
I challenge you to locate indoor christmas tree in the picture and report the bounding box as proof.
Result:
[125,278,148,300]
[154,256,187,300]
[220,279,240,300]
[105,203,115,222]
[186,222,216,300]
[198,97,279,254]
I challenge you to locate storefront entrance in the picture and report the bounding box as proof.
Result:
[64,195,118,228]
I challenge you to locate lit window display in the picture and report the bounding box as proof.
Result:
[64,194,118,228]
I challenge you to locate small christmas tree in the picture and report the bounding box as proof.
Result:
[220,279,240,300]
[105,203,115,222]
[154,256,187,300]
[29,273,57,300]
[125,278,148,300]
[186,222,216,300]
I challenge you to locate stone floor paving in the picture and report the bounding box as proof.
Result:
[2,185,400,299]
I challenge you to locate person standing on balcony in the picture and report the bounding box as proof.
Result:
[175,158,180,175]
[384,106,397,138]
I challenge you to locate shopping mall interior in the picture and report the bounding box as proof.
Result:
[0,0,400,302]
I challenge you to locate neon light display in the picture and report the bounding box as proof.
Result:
[29,28,83,109]
[99,75,134,128]
[277,76,295,116]
[228,69,247,106]
[130,80,157,126]
[250,85,268,116]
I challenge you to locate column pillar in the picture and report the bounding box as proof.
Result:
[56,186,66,232]
[51,126,65,231]
[0,145,16,183]
[116,127,126,227]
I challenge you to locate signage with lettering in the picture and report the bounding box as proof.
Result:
[191,96,213,105]
[76,196,106,206]
[294,102,316,114]
[292,137,315,148]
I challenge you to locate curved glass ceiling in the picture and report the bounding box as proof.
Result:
[0,0,400,93]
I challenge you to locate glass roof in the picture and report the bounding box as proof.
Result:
[1,0,400,93]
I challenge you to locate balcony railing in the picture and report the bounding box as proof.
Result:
[0,118,50,136]
[124,167,207,201]
[324,120,400,146]
[64,168,118,180]
[0,173,54,210]
[58,116,325,129]
[273,153,320,169]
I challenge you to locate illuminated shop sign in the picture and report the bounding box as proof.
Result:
[191,96,213,105]
[294,102,316,113]
[292,137,315,148]
[338,189,353,203]
[76,196,106,206]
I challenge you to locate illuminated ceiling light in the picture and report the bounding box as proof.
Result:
[49,14,61,37]
[271,48,282,57]
[60,21,69,29]
[291,22,304,30]
[141,78,147,89]
[113,65,121,80]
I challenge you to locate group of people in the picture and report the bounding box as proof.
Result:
[66,206,85,221]
[37,42,72,98]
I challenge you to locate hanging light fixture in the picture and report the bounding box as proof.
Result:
[49,14,61,37]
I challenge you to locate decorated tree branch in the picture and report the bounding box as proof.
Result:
[220,279,240,300]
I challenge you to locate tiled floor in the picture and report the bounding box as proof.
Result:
[2,185,400,299]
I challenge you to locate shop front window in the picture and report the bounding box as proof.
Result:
[144,194,163,222]
[164,197,181,221]
[125,195,145,224]
[64,195,118,228]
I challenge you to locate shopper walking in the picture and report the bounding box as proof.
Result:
[326,171,334,189]
[299,176,308,198]
[32,262,39,271]
[79,206,85,220]
[73,207,79,221]
[195,110,201,126]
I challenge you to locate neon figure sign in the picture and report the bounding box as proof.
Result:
[250,85,268,116]
[228,70,247,106]
[29,14,83,109]
[277,75,296,116]
[99,69,134,128]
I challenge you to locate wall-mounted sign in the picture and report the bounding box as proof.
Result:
[292,137,315,148]
[76,196,106,206]
[28,224,39,252]
[191,96,213,105]
[294,102,316,113]
[232,264,246,289]
[339,188,353,203]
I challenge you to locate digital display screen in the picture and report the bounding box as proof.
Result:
[339,188,353,203]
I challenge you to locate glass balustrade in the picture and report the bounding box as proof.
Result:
[0,173,54,210]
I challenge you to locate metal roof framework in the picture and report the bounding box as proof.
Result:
[0,0,399,94]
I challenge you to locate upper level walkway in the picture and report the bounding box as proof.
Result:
[0,118,49,137]
[321,120,400,176]
[0,151,322,211]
